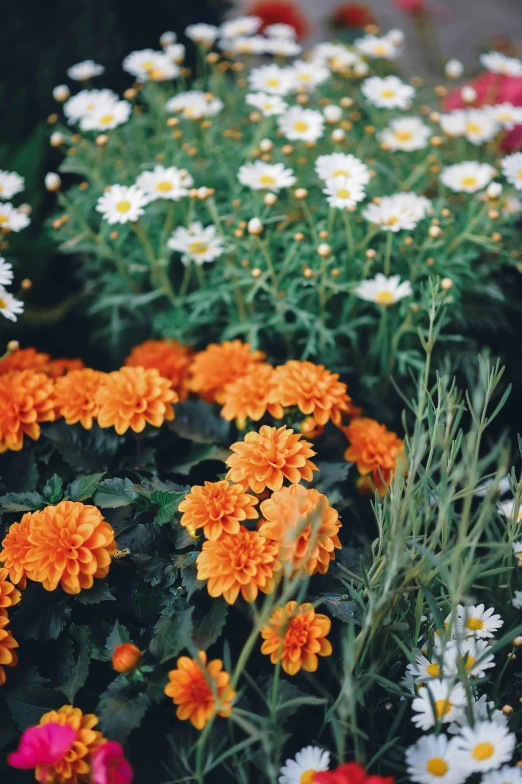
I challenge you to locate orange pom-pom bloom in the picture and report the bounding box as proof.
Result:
[44,357,86,378]
[260,601,332,676]
[0,513,32,588]
[125,339,193,402]
[95,365,177,435]
[0,567,21,612]
[54,368,106,429]
[23,501,116,594]
[197,525,281,604]
[0,370,56,452]
[343,417,404,483]
[226,425,318,494]
[112,642,141,673]
[0,615,18,685]
[259,484,342,576]
[0,348,50,376]
[220,364,284,426]
[165,651,236,730]
[178,480,259,541]
[38,705,106,784]
[268,360,354,426]
[189,340,265,403]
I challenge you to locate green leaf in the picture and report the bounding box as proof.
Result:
[0,491,44,512]
[68,472,106,502]
[310,462,352,497]
[7,685,65,730]
[94,478,138,508]
[97,676,151,742]
[43,474,63,504]
[11,583,71,641]
[318,594,363,625]
[169,400,230,444]
[43,421,119,473]
[61,626,91,702]
[173,443,230,476]
[149,489,186,525]
[74,581,115,605]
[105,620,131,660]
[149,607,194,663]
[192,602,228,650]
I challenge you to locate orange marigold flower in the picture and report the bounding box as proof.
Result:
[0,513,32,589]
[267,360,355,426]
[189,340,265,403]
[23,501,116,594]
[95,365,177,434]
[112,642,141,673]
[45,357,86,378]
[0,370,56,453]
[125,339,193,402]
[179,480,258,541]
[0,348,51,375]
[343,417,404,486]
[54,368,106,429]
[38,705,106,784]
[259,484,342,576]
[0,567,21,613]
[197,525,281,604]
[260,601,332,676]
[164,650,236,730]
[220,364,284,426]
[226,425,318,494]
[300,417,324,439]
[0,614,18,685]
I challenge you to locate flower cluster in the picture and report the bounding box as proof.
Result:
[0,170,29,323]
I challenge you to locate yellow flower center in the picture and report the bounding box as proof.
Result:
[460,176,478,188]
[298,73,312,82]
[263,103,273,110]
[498,112,512,121]
[141,60,155,70]
[381,89,396,98]
[300,771,317,784]
[293,121,310,132]
[258,174,276,185]
[156,181,173,192]
[466,617,484,631]
[333,169,349,177]
[394,130,413,142]
[426,758,449,777]
[115,200,132,214]
[382,215,400,226]
[100,114,115,125]
[374,44,388,56]
[517,169,522,179]
[464,654,476,671]
[0,185,3,192]
[336,188,351,199]
[188,241,208,254]
[426,662,440,677]
[266,78,280,87]
[0,213,8,224]
[375,290,395,305]
[466,121,482,134]
[86,103,95,110]
[472,743,494,761]
[434,698,452,718]
[149,68,165,80]
[0,298,7,309]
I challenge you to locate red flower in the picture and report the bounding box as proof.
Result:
[91,741,134,784]
[330,3,375,29]
[314,762,394,784]
[8,723,76,782]
[247,0,311,39]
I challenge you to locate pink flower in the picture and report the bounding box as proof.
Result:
[92,741,134,784]
[7,723,76,782]
[392,0,424,12]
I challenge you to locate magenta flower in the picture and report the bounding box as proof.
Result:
[91,741,134,784]
[7,722,75,781]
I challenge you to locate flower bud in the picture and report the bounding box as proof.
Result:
[441,277,453,290]
[160,30,177,47]
[487,182,502,199]
[259,138,273,152]
[45,173,61,192]
[323,105,342,123]
[331,128,346,143]
[53,84,70,102]
[444,59,463,79]
[112,643,141,673]
[50,132,65,147]
[248,217,263,236]
[7,340,19,353]
[388,29,405,46]
[264,192,278,206]
[462,86,477,103]
[317,243,331,258]
[354,61,369,77]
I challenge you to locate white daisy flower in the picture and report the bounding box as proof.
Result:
[79,98,131,131]
[67,60,105,81]
[355,273,413,305]
[411,680,466,731]
[406,734,467,784]
[402,665,417,695]
[0,203,31,233]
[220,16,261,39]
[410,651,449,684]
[440,111,468,138]
[135,166,193,203]
[266,39,302,57]
[480,51,522,77]
[455,604,503,639]
[445,59,464,79]
[246,92,288,117]
[237,161,296,191]
[453,722,515,773]
[248,64,295,96]
[512,591,522,610]
[315,153,370,185]
[278,745,330,784]
[501,152,522,191]
[167,221,224,265]
[482,765,522,784]
[0,287,24,322]
[311,43,363,73]
[0,257,13,287]
[165,90,224,119]
[278,106,325,142]
[323,176,366,209]
[354,34,401,60]
[474,475,511,497]
[498,498,522,521]
[288,60,330,90]
[323,105,343,123]
[185,23,219,45]
[379,116,431,151]
[449,695,508,736]
[440,162,495,193]
[63,89,119,124]
[387,28,405,46]
[486,103,522,130]
[96,184,148,225]
[265,23,296,40]
[164,43,186,64]
[445,638,495,679]
[440,109,498,144]
[512,541,522,561]
[361,76,415,109]
[221,36,268,56]
[160,31,176,47]
[0,171,24,201]
[123,50,179,81]
[362,192,432,231]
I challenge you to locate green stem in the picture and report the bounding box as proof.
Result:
[342,209,355,260]
[384,231,393,276]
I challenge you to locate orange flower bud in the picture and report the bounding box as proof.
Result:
[112,643,141,673]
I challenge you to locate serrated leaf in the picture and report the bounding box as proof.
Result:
[0,491,44,512]
[149,607,194,663]
[74,581,115,605]
[181,563,204,600]
[10,583,71,641]
[7,685,65,730]
[97,676,151,742]
[192,602,228,650]
[94,478,138,508]
[68,473,106,502]
[149,489,186,525]
[61,626,91,702]
[310,462,352,497]
[105,620,130,660]
[43,421,119,473]
[169,400,230,444]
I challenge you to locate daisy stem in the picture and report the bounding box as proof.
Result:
[158,201,176,257]
[384,231,393,276]
[446,202,489,253]
[341,209,355,259]
[132,221,177,306]
[301,200,318,245]
[401,153,432,191]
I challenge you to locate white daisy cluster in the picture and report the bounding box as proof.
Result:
[0,171,26,322]
[165,91,224,120]
[354,31,404,61]
[63,89,131,131]
[123,48,180,81]
[167,221,224,265]
[362,192,432,231]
